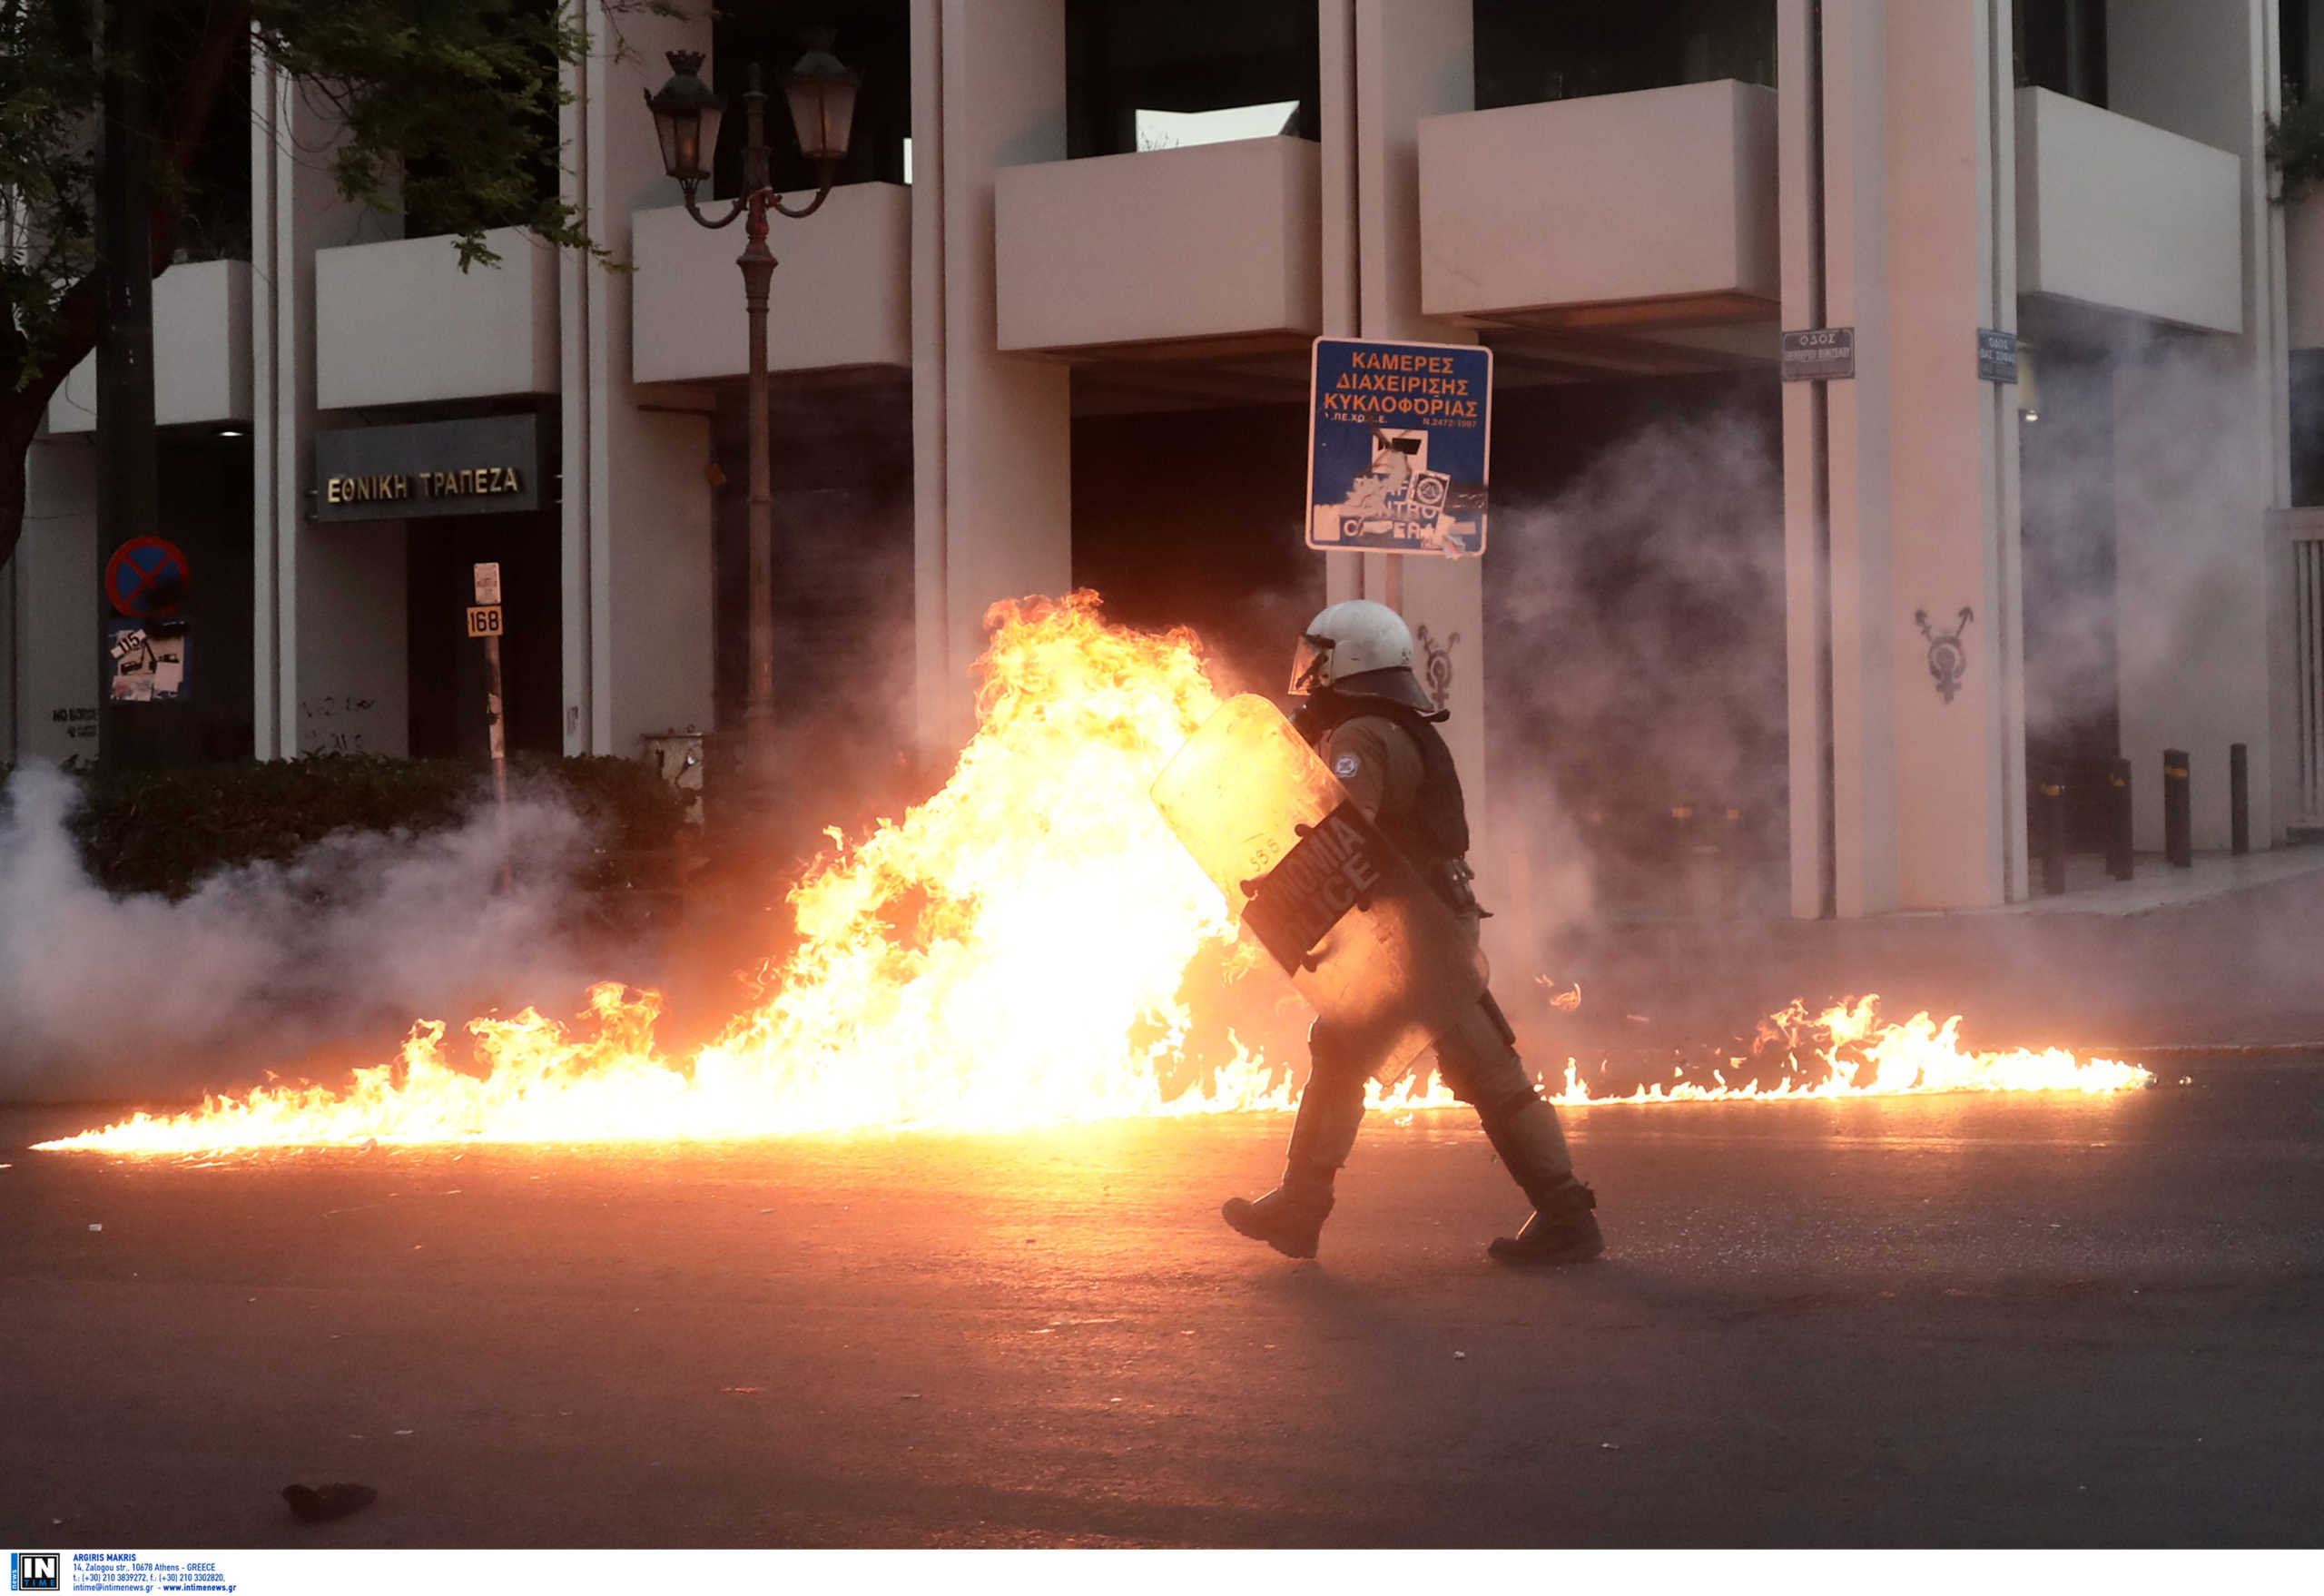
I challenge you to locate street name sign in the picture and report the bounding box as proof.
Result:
[1780,328,1855,381]
[1977,328,2019,383]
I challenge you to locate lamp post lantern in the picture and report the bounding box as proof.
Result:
[645,40,858,801]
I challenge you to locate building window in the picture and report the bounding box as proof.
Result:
[2014,0,2106,107]
[1472,0,1774,113]
[712,1,911,196]
[1068,0,1319,160]
[2288,0,2323,106]
[1134,101,1302,152]
[169,21,252,262]
[2291,352,2324,507]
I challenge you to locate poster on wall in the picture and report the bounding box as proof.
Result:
[108,618,189,702]
[1306,336,1492,557]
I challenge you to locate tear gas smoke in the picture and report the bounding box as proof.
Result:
[1479,396,1787,975]
[2023,320,2280,850]
[0,764,626,1101]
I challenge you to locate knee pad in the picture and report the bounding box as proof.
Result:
[1469,1075,1541,1123]
[1433,1006,1534,1114]
[1436,1051,1538,1118]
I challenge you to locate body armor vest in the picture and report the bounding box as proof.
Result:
[1296,692,1472,873]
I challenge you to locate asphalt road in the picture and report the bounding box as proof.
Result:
[5,1059,2321,1549]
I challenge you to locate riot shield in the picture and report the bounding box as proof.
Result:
[1151,694,1488,1083]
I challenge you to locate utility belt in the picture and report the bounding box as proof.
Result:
[1430,856,1489,921]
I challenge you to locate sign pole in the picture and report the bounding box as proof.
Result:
[95,0,164,766]
[471,564,512,892]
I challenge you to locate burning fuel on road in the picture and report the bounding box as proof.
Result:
[35,597,2152,1157]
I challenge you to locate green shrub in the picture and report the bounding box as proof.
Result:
[2,754,689,900]
[511,753,694,865]
[2268,90,2324,202]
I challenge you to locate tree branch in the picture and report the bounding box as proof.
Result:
[1,0,249,572]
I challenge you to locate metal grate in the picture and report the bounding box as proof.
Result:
[2302,538,2324,823]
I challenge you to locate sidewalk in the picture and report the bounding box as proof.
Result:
[1519,843,2324,1058]
[1974,843,2324,918]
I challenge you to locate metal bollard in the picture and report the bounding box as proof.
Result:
[2038,779,2067,896]
[2230,743,2250,856]
[2163,747,2191,869]
[2106,757,2134,881]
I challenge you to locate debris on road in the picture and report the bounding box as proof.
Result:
[282,1483,377,1523]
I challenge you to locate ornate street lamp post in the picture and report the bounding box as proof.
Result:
[645,38,859,798]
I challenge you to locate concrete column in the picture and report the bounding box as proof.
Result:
[911,0,1073,755]
[1782,0,2024,914]
[249,56,294,761]
[11,440,102,764]
[1319,0,1361,613]
[251,62,408,760]
[0,516,12,760]
[1337,0,1486,832]
[1778,0,1833,918]
[2108,1,2288,848]
[562,2,713,758]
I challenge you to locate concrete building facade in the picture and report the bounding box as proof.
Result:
[6,0,2321,920]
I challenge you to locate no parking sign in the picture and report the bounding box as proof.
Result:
[105,536,190,618]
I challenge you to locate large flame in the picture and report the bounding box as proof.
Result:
[39,597,2150,1156]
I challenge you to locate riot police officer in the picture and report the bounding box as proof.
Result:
[1221,600,1603,1265]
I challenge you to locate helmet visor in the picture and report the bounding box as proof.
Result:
[1288,634,1334,696]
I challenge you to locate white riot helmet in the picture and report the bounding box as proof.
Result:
[1288,600,1437,711]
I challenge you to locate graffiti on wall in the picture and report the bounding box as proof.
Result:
[300,692,382,754]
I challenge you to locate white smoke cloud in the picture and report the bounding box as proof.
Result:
[1481,399,1789,970]
[2018,315,2286,851]
[0,763,629,1103]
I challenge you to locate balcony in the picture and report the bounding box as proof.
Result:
[314,227,559,409]
[2016,87,2241,334]
[44,259,251,435]
[995,137,1321,355]
[630,182,911,383]
[1416,80,1777,330]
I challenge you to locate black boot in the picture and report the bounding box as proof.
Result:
[1221,1173,1334,1259]
[1487,1177,1603,1266]
[1472,1092,1603,1266]
[1224,1040,1364,1259]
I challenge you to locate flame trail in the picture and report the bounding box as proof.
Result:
[39,597,2150,1156]
[1541,997,2155,1103]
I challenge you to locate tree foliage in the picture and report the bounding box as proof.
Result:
[0,0,673,572]
[2268,87,2324,203]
